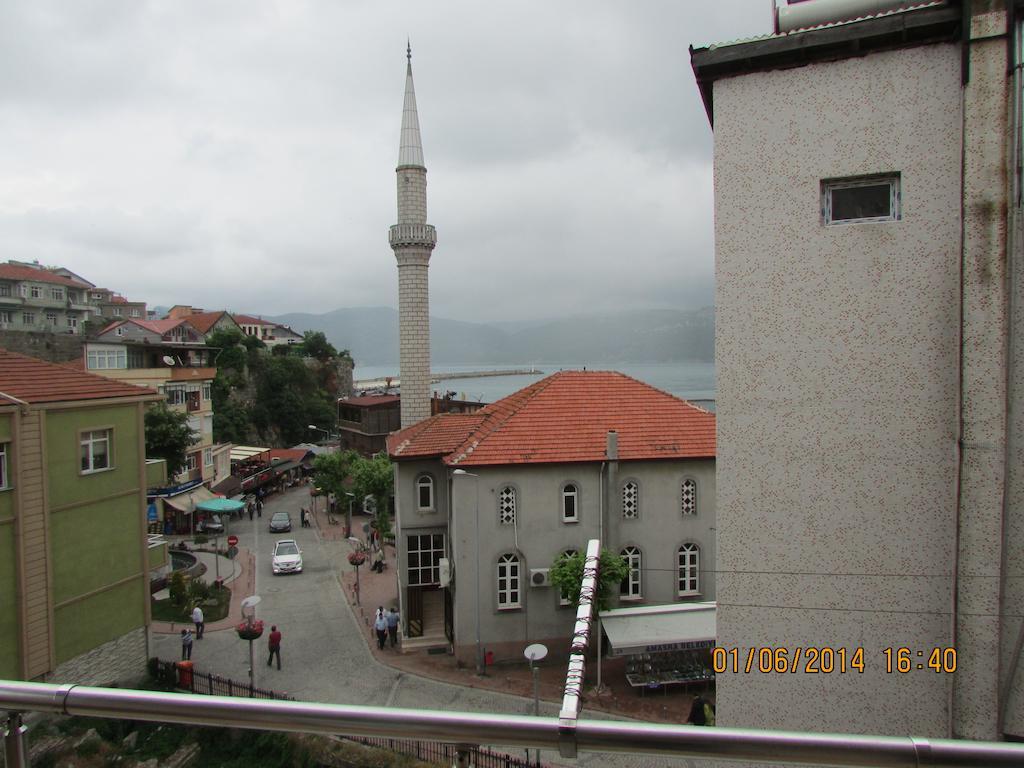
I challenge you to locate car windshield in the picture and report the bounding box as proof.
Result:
[272,513,288,522]
[276,543,299,556]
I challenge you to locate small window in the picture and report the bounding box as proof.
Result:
[498,486,516,525]
[562,483,578,523]
[678,543,700,596]
[51,288,64,300]
[66,315,78,329]
[45,312,57,325]
[22,312,35,325]
[203,448,213,466]
[620,546,642,600]
[681,479,696,516]
[113,307,122,316]
[185,452,199,472]
[497,552,521,609]
[80,429,112,473]
[0,443,9,490]
[202,382,212,401]
[622,481,638,519]
[0,285,10,297]
[558,549,578,606]
[130,308,141,317]
[29,286,41,299]
[822,174,900,225]
[416,475,434,511]
[0,311,10,323]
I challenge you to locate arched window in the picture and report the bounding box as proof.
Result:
[681,479,697,516]
[497,553,521,609]
[416,475,434,511]
[558,548,579,606]
[498,486,517,525]
[678,543,700,596]
[620,546,642,599]
[622,481,638,519]
[562,483,578,523]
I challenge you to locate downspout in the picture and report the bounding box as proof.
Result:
[597,460,605,691]
[951,8,969,737]
[998,9,1024,737]
[599,431,619,692]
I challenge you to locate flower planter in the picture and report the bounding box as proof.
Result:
[235,619,264,641]
[348,552,367,567]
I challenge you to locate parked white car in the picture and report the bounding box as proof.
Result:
[271,539,303,575]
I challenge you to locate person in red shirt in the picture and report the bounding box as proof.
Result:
[267,625,282,670]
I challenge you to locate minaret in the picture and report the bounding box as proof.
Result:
[389,42,436,428]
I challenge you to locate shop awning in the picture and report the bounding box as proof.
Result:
[599,602,716,657]
[162,485,217,514]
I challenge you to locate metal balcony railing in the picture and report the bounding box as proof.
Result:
[3,680,1024,768]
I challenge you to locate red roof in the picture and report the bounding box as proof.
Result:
[232,314,273,326]
[0,264,91,289]
[182,311,233,335]
[100,318,188,336]
[388,370,716,466]
[0,348,159,405]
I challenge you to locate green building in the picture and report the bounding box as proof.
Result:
[0,348,160,683]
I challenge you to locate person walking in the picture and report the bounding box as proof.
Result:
[374,608,388,650]
[191,605,204,640]
[689,695,707,726]
[386,608,400,649]
[180,629,193,661]
[257,499,263,518]
[248,502,254,521]
[267,625,282,670]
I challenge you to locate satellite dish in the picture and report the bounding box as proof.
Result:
[162,355,176,366]
[524,643,548,662]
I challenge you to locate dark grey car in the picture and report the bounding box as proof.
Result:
[269,511,292,533]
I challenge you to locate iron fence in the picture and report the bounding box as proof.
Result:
[350,736,542,768]
[154,659,294,701]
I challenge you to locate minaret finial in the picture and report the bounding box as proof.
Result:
[407,39,411,63]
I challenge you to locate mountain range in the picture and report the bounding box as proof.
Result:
[262,307,714,366]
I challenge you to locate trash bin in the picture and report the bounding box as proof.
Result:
[176,660,194,690]
[485,650,495,667]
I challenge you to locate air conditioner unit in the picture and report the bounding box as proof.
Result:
[530,568,551,588]
[438,558,451,587]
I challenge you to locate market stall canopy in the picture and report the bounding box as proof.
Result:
[599,602,716,657]
[162,486,217,514]
[196,497,246,514]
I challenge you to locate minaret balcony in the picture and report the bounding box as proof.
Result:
[389,223,437,249]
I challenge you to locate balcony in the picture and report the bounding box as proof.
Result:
[388,223,437,249]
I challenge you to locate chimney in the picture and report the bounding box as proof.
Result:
[606,430,618,461]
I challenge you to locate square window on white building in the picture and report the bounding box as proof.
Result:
[822,174,900,225]
[80,429,112,473]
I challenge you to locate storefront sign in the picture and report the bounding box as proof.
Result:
[644,639,715,653]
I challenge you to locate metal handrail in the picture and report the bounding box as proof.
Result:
[4,680,1024,767]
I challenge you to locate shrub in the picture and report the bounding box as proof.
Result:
[188,579,211,602]
[169,571,188,609]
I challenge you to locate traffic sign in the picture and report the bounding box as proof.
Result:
[227,535,239,547]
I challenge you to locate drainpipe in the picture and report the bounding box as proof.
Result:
[598,431,618,692]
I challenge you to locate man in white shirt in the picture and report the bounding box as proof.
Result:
[192,605,204,640]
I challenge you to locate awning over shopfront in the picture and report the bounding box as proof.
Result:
[162,485,217,514]
[211,474,242,497]
[599,602,716,657]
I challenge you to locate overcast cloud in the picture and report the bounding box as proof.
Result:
[0,1,771,323]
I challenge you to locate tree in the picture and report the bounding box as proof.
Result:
[549,549,629,612]
[351,453,394,539]
[311,450,359,532]
[299,330,337,362]
[144,402,197,478]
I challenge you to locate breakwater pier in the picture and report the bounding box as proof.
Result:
[354,368,543,390]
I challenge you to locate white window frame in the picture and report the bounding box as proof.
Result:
[822,173,901,225]
[620,546,642,600]
[0,443,9,490]
[29,285,41,299]
[498,485,516,526]
[203,447,213,467]
[45,312,57,325]
[51,287,64,300]
[80,429,112,474]
[0,310,9,323]
[497,552,522,610]
[681,478,697,516]
[202,382,212,401]
[86,348,127,370]
[21,312,35,325]
[185,452,199,472]
[622,480,639,519]
[0,284,10,297]
[407,533,445,586]
[66,315,78,329]
[561,482,578,523]
[416,474,434,512]
[678,543,700,597]
[130,308,141,317]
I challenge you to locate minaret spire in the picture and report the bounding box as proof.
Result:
[389,44,436,428]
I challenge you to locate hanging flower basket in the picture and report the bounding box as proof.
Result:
[235,619,264,641]
[348,551,366,567]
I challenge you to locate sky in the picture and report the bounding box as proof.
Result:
[0,1,772,324]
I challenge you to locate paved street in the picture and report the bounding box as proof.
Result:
[151,486,698,768]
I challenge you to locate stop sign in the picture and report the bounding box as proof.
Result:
[227,535,239,547]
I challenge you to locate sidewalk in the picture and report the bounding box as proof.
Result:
[324,516,708,726]
[150,546,256,635]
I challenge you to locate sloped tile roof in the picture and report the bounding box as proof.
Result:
[388,370,715,466]
[182,311,232,335]
[0,264,91,289]
[0,348,159,405]
[232,314,273,326]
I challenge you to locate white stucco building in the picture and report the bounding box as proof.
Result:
[387,370,717,668]
[691,0,1022,742]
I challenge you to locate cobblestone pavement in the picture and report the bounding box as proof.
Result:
[150,485,711,768]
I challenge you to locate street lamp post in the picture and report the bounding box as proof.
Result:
[453,469,483,675]
[345,492,356,541]
[307,424,333,442]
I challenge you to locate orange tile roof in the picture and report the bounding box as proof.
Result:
[232,314,273,326]
[388,371,716,466]
[0,264,91,289]
[0,348,159,405]
[182,311,232,334]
